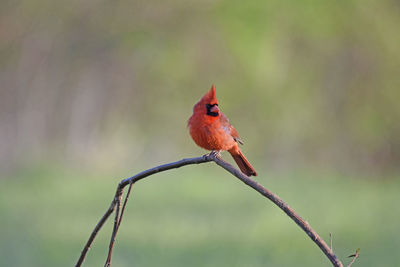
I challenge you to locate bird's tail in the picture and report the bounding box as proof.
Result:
[229,149,257,177]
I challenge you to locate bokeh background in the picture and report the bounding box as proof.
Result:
[1,0,399,266]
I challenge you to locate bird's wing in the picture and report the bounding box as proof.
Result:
[220,113,243,145]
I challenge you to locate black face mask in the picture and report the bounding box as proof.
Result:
[206,104,219,117]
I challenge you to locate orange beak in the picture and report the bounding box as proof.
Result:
[210,105,219,113]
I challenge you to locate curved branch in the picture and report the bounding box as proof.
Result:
[75,154,344,267]
[211,155,343,267]
[75,156,212,267]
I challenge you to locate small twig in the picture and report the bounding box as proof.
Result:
[117,183,134,229]
[104,186,124,267]
[347,248,360,267]
[75,200,116,267]
[75,154,346,267]
[330,233,333,251]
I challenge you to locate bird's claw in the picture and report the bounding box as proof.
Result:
[209,150,221,158]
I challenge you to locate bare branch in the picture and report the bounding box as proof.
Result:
[117,183,134,229]
[211,154,343,267]
[75,154,345,267]
[75,156,212,267]
[105,183,134,267]
[75,199,116,267]
[104,187,123,267]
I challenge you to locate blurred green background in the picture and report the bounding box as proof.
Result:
[1,0,399,266]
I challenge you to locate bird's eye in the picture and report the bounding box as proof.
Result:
[206,103,218,109]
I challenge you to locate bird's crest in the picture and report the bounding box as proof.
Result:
[200,84,219,105]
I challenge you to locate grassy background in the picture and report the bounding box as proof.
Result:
[1,162,399,266]
[1,0,400,266]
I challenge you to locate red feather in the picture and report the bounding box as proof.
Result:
[188,85,257,176]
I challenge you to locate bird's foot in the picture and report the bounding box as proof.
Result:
[209,150,221,158]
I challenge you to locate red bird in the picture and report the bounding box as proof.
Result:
[188,85,257,176]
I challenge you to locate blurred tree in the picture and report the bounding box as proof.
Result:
[0,0,399,174]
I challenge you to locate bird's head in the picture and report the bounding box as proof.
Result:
[194,84,220,118]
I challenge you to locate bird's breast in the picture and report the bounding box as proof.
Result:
[189,117,235,151]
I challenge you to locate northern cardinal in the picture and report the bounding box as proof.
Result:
[188,85,257,176]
